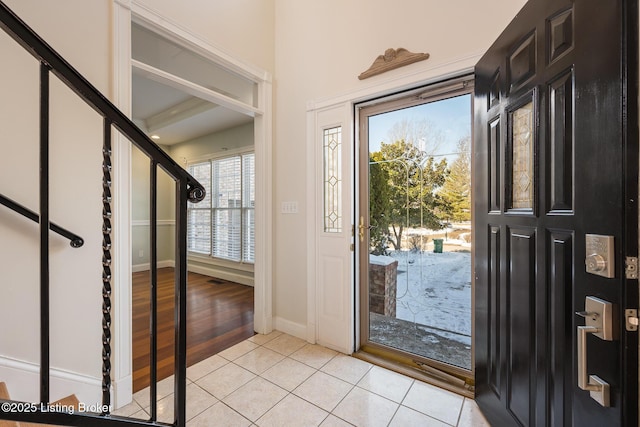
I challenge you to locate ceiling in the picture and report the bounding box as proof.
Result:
[132,73,252,146]
[131,23,253,146]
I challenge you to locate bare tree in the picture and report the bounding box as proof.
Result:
[386,118,444,157]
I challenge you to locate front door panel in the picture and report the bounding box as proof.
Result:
[474,0,638,426]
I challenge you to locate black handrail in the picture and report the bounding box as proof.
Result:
[0,2,204,427]
[0,193,84,247]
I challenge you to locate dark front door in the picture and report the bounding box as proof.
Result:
[474,0,638,426]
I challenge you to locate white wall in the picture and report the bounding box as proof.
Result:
[272,0,527,331]
[130,145,176,269]
[0,0,110,403]
[0,0,532,404]
[133,0,275,75]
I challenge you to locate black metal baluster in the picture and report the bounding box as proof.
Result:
[102,118,113,414]
[0,4,207,425]
[39,62,50,405]
[149,161,158,421]
[174,183,188,427]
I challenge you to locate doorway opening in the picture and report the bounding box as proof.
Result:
[128,17,259,393]
[357,76,474,385]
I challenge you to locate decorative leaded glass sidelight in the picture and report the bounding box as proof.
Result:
[511,102,534,209]
[323,126,342,232]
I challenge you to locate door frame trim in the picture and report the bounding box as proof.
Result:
[306,51,479,352]
[355,76,475,380]
[111,0,273,408]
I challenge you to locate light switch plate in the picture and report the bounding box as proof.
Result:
[281,201,298,214]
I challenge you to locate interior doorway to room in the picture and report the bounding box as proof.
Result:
[129,18,259,391]
[358,76,474,382]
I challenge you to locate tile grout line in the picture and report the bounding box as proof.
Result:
[130,333,480,426]
[249,342,359,425]
[222,339,325,424]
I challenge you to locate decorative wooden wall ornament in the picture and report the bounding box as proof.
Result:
[358,48,430,80]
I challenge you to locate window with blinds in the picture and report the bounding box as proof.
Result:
[187,153,255,263]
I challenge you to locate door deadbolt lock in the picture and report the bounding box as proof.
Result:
[585,234,615,278]
[586,254,607,272]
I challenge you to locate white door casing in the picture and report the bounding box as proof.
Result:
[306,64,478,356]
[111,0,273,407]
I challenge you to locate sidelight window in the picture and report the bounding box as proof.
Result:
[323,126,342,233]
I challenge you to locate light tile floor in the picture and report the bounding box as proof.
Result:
[114,332,490,426]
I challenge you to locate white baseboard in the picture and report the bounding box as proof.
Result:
[0,356,103,407]
[273,317,307,341]
[131,261,254,288]
[187,263,254,286]
[131,259,174,273]
[111,374,132,410]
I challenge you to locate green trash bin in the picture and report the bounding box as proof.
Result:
[433,238,443,253]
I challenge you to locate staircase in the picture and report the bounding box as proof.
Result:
[0,1,205,426]
[0,383,79,427]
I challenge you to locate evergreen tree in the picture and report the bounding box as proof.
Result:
[377,139,449,250]
[368,151,391,255]
[440,137,471,222]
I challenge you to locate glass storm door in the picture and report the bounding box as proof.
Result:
[358,78,474,380]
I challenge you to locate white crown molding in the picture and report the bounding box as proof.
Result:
[131,1,270,83]
[307,51,480,112]
[113,0,131,9]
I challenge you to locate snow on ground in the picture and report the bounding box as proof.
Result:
[386,244,472,346]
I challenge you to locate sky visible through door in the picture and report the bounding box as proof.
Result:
[366,93,472,370]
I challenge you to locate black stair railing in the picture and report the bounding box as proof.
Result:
[0,2,205,427]
[0,193,84,247]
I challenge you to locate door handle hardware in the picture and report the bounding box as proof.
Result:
[626,309,639,331]
[577,296,618,341]
[577,325,610,407]
[358,216,373,243]
[576,296,618,407]
[575,311,600,321]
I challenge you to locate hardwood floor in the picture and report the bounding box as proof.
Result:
[132,268,254,392]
